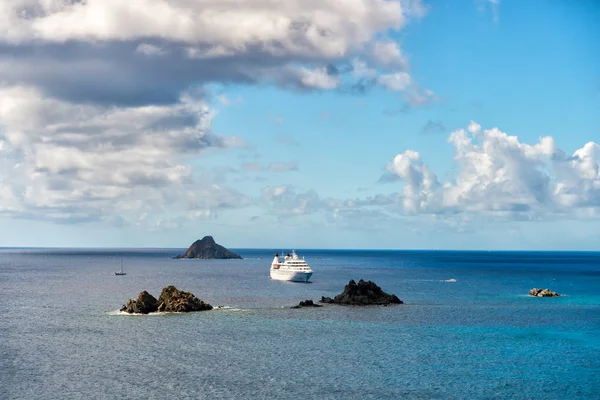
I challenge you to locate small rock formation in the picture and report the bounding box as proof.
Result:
[529,288,561,297]
[120,290,159,314]
[320,279,404,305]
[120,286,212,314]
[157,285,213,312]
[291,299,323,309]
[173,236,242,259]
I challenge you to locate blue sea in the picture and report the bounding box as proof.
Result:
[1,249,599,399]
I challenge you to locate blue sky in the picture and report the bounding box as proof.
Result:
[0,0,598,249]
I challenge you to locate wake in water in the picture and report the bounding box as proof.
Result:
[443,278,457,282]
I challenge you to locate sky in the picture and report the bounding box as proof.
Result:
[0,0,599,250]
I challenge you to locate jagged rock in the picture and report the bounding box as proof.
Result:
[120,290,158,314]
[320,279,404,306]
[173,236,242,259]
[156,285,213,312]
[529,288,561,297]
[120,286,213,314]
[291,299,323,309]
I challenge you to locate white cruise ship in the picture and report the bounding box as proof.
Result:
[270,250,313,282]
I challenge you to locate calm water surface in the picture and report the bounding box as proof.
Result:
[1,249,599,399]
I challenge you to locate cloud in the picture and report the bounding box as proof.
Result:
[384,122,600,218]
[382,87,439,116]
[377,72,412,91]
[420,119,446,135]
[0,85,249,225]
[296,66,340,90]
[259,184,401,230]
[135,43,168,57]
[0,0,430,105]
[0,0,435,230]
[261,185,320,216]
[243,162,298,173]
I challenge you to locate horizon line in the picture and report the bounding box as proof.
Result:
[0,246,599,253]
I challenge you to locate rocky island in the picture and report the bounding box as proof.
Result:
[320,279,403,305]
[173,236,242,259]
[529,288,561,297]
[120,285,213,314]
[290,299,323,309]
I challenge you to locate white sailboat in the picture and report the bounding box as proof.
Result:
[270,250,313,282]
[114,258,126,276]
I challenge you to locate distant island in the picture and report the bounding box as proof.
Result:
[173,236,242,259]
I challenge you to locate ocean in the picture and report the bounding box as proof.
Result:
[1,249,599,399]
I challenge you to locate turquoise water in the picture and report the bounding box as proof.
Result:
[1,249,599,399]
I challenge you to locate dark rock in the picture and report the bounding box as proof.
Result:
[529,288,560,297]
[319,279,404,306]
[156,285,213,312]
[173,236,242,259]
[120,286,213,314]
[120,290,158,314]
[291,299,323,309]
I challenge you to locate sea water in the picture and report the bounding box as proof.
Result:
[1,249,599,399]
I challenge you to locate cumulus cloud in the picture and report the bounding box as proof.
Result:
[384,122,600,218]
[0,0,434,230]
[296,66,340,90]
[255,123,599,229]
[0,0,429,104]
[0,85,249,225]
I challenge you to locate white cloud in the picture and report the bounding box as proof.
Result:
[351,59,378,79]
[371,40,407,69]
[0,0,426,99]
[0,85,249,225]
[297,66,340,90]
[261,185,320,216]
[135,43,167,56]
[378,72,412,91]
[0,0,436,231]
[2,0,404,57]
[467,120,481,135]
[384,122,600,217]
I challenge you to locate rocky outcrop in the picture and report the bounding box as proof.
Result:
[157,285,213,312]
[291,299,323,309]
[120,290,159,314]
[173,236,242,259]
[529,288,561,297]
[320,279,404,305]
[120,286,212,314]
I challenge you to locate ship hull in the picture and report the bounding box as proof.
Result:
[270,269,312,282]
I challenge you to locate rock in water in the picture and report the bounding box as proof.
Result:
[173,236,242,259]
[291,299,323,309]
[120,290,159,314]
[529,288,561,297]
[320,279,404,305]
[156,286,213,312]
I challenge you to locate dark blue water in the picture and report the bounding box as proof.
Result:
[1,249,599,399]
